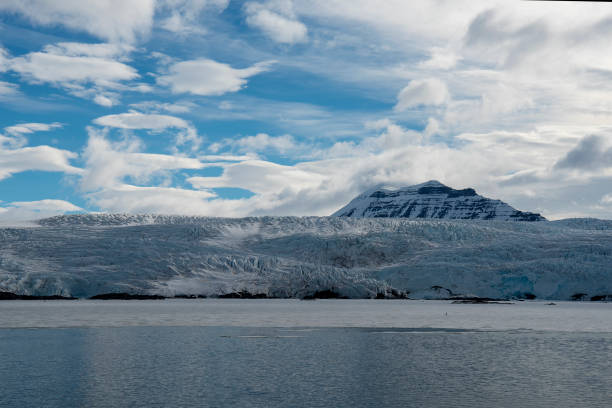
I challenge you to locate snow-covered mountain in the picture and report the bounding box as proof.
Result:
[333,180,546,221]
[1,214,611,300]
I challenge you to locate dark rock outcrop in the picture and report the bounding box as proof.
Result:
[89,292,166,300]
[590,294,612,301]
[218,290,269,299]
[333,180,546,221]
[571,293,588,301]
[174,294,207,299]
[0,291,77,300]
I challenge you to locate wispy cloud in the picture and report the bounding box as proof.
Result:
[245,1,308,44]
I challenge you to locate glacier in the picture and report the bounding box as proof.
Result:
[1,214,611,300]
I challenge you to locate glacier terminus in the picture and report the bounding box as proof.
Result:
[0,181,611,301]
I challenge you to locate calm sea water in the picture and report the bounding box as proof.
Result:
[1,300,611,407]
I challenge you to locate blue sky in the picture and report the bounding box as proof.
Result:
[2,0,612,220]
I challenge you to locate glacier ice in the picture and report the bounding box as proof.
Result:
[0,214,611,300]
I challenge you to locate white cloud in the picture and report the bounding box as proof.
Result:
[394,78,449,111]
[210,133,297,155]
[5,122,63,136]
[185,154,404,216]
[10,51,137,83]
[245,1,308,44]
[6,42,140,106]
[93,111,201,151]
[86,184,223,215]
[81,128,204,191]
[0,121,80,181]
[77,128,254,216]
[1,120,593,220]
[362,118,423,150]
[295,0,488,42]
[423,117,440,139]
[601,193,612,205]
[178,122,599,218]
[66,127,246,215]
[129,100,196,114]
[186,150,447,216]
[0,47,9,72]
[0,199,83,223]
[419,47,460,70]
[236,133,296,153]
[188,159,327,212]
[0,145,82,181]
[0,81,18,96]
[93,94,115,107]
[0,0,155,43]
[1,122,62,148]
[198,154,256,162]
[157,58,274,96]
[42,42,134,59]
[94,111,190,130]
[371,121,423,149]
[282,1,612,133]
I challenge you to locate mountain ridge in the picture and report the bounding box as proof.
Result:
[333,180,546,221]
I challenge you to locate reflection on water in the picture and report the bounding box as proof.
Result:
[1,326,611,407]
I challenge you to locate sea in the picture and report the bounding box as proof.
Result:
[1,299,611,407]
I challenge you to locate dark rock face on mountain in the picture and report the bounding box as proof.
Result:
[332,180,546,221]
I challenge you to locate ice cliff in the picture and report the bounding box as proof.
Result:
[1,214,611,300]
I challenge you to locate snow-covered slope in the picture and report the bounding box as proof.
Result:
[1,214,611,300]
[333,180,545,221]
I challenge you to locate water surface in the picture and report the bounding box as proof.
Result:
[1,300,611,407]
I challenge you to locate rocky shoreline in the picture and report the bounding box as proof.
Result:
[1,290,610,302]
[0,292,77,300]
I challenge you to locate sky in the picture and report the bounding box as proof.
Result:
[1,0,612,221]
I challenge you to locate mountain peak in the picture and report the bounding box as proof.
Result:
[418,180,446,187]
[333,181,545,221]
